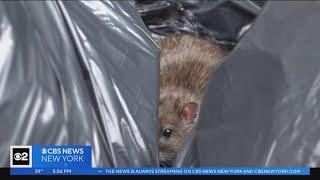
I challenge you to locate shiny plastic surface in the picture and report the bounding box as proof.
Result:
[0,0,159,167]
[178,1,320,167]
[2,0,320,168]
[132,0,265,49]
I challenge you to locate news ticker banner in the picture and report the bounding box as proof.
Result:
[10,145,310,175]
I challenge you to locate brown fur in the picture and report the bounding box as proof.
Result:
[158,34,225,166]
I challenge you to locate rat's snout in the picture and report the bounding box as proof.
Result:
[159,162,172,167]
[159,161,172,167]
[159,151,174,167]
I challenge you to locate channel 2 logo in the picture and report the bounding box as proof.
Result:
[10,146,32,168]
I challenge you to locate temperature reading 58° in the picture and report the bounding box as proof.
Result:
[34,169,44,174]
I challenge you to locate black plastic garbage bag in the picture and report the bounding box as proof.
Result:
[0,0,159,167]
[2,0,320,169]
[177,1,320,167]
[132,0,265,50]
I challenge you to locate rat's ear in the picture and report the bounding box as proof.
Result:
[181,102,199,123]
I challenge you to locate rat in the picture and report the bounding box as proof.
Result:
[158,34,225,167]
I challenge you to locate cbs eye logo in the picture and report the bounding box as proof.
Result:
[10,146,32,168]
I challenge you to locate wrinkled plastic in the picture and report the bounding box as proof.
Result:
[0,0,159,167]
[132,0,265,49]
[2,0,320,169]
[177,1,320,167]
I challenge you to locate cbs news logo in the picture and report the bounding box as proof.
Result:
[10,146,32,168]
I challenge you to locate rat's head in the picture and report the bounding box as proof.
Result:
[158,87,200,167]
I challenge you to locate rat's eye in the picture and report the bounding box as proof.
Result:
[162,129,173,138]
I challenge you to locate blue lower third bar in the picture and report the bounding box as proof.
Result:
[11,167,310,175]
